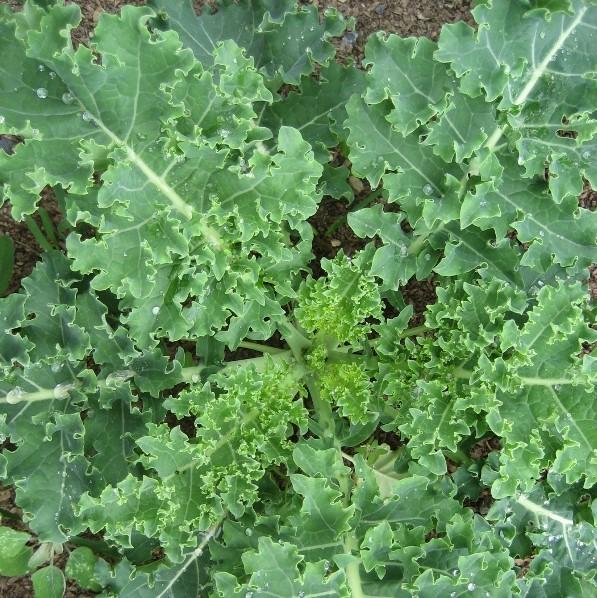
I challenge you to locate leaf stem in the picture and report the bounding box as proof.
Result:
[278,319,311,362]
[25,216,54,253]
[38,207,59,247]
[515,495,573,526]
[452,368,595,387]
[338,469,365,598]
[237,340,286,355]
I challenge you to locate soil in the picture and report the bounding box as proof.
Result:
[0,0,594,596]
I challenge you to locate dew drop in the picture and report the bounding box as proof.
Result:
[298,593,305,598]
[503,64,511,74]
[82,111,93,122]
[0,115,5,125]
[539,230,545,237]
[62,92,74,104]
[323,560,331,571]
[540,31,546,39]
[49,71,56,80]
[582,150,590,160]
[423,183,434,196]
[467,583,476,591]
[245,527,253,537]
[38,64,45,72]
[6,386,24,404]
[191,374,200,383]
[152,306,160,315]
[36,87,48,99]
[450,593,457,598]
[51,363,61,373]
[452,569,459,576]
[245,593,253,598]
[53,383,72,399]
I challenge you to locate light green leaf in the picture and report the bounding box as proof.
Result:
[0,526,32,576]
[32,565,65,598]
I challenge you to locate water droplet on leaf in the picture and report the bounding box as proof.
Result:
[53,383,72,399]
[36,87,48,99]
[6,387,24,404]
[423,184,434,196]
[152,306,160,315]
[62,92,74,104]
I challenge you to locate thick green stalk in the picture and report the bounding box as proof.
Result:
[339,462,365,598]
[278,319,311,362]
[237,340,286,355]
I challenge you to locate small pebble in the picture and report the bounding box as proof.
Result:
[374,3,386,15]
[330,239,341,248]
[342,31,358,46]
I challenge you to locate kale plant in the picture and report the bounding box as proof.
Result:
[0,0,596,596]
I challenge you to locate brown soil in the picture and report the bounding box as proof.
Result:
[0,189,63,297]
[322,0,474,62]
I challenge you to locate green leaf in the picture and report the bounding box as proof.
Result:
[462,158,597,271]
[425,92,497,162]
[0,526,32,576]
[320,362,375,424]
[6,413,91,543]
[296,251,383,345]
[436,0,597,106]
[346,96,459,194]
[347,206,433,290]
[261,62,366,159]
[151,0,347,84]
[32,565,65,598]
[65,547,102,592]
[364,33,452,135]
[217,538,349,597]
[435,224,524,288]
